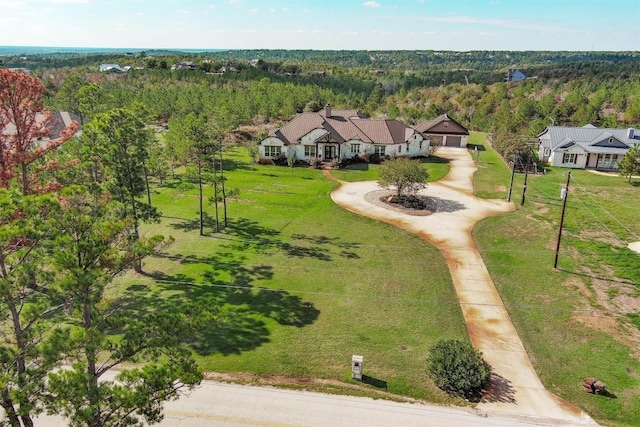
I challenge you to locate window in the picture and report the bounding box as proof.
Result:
[562,153,577,164]
[350,143,361,154]
[419,141,423,150]
[374,146,386,156]
[264,145,281,157]
[443,121,449,128]
[304,145,316,157]
[398,145,402,153]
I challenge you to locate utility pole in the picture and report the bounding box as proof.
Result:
[507,154,516,202]
[554,172,571,269]
[520,166,529,206]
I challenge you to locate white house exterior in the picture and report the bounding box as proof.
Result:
[259,105,431,162]
[538,125,639,170]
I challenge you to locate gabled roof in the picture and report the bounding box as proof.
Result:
[268,108,416,146]
[99,63,126,73]
[538,126,639,154]
[415,114,469,136]
[1,111,81,139]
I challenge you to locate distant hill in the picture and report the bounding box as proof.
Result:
[0,46,229,57]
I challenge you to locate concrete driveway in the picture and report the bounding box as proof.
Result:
[329,147,596,425]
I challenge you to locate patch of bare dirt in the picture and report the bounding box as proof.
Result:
[567,267,640,356]
[364,190,436,216]
[574,310,640,358]
[578,230,624,247]
[494,185,506,192]
[533,202,548,215]
[562,277,593,299]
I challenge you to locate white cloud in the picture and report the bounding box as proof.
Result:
[363,1,380,8]
[248,8,258,14]
[50,0,89,3]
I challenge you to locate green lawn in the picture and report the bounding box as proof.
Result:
[124,139,640,425]
[331,155,450,183]
[126,148,467,403]
[471,135,640,426]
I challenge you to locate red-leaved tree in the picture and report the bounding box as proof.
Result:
[0,69,78,194]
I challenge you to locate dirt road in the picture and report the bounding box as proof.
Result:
[329,147,596,425]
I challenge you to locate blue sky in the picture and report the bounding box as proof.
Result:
[1,0,639,51]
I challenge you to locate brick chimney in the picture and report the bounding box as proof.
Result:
[325,104,332,118]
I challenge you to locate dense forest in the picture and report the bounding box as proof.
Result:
[3,49,640,154]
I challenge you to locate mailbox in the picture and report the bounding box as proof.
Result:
[351,355,363,380]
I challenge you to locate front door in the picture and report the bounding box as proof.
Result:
[599,154,615,169]
[324,145,336,160]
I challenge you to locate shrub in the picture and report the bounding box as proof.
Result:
[426,339,491,399]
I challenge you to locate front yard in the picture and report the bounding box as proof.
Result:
[120,137,639,426]
[124,148,467,404]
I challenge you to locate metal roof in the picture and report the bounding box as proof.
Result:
[538,125,639,154]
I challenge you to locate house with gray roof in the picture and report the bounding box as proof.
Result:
[537,125,639,170]
[99,63,127,73]
[506,69,526,82]
[259,105,430,163]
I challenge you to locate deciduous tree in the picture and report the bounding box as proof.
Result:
[0,69,78,195]
[378,157,429,199]
[618,143,640,183]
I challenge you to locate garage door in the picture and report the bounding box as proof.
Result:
[445,136,462,147]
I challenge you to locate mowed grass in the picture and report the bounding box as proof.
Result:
[472,136,640,426]
[124,148,467,402]
[331,155,450,183]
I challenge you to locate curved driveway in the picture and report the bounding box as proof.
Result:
[329,147,595,425]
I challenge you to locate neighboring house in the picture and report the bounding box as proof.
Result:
[99,63,127,73]
[259,105,431,162]
[171,62,198,71]
[218,65,238,73]
[414,114,469,148]
[506,69,526,82]
[2,111,82,148]
[538,125,639,170]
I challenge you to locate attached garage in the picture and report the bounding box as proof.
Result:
[445,136,462,147]
[415,114,469,149]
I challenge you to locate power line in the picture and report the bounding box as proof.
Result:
[571,177,640,241]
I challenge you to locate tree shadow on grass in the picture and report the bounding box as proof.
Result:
[123,249,320,356]
[219,218,361,261]
[169,211,219,233]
